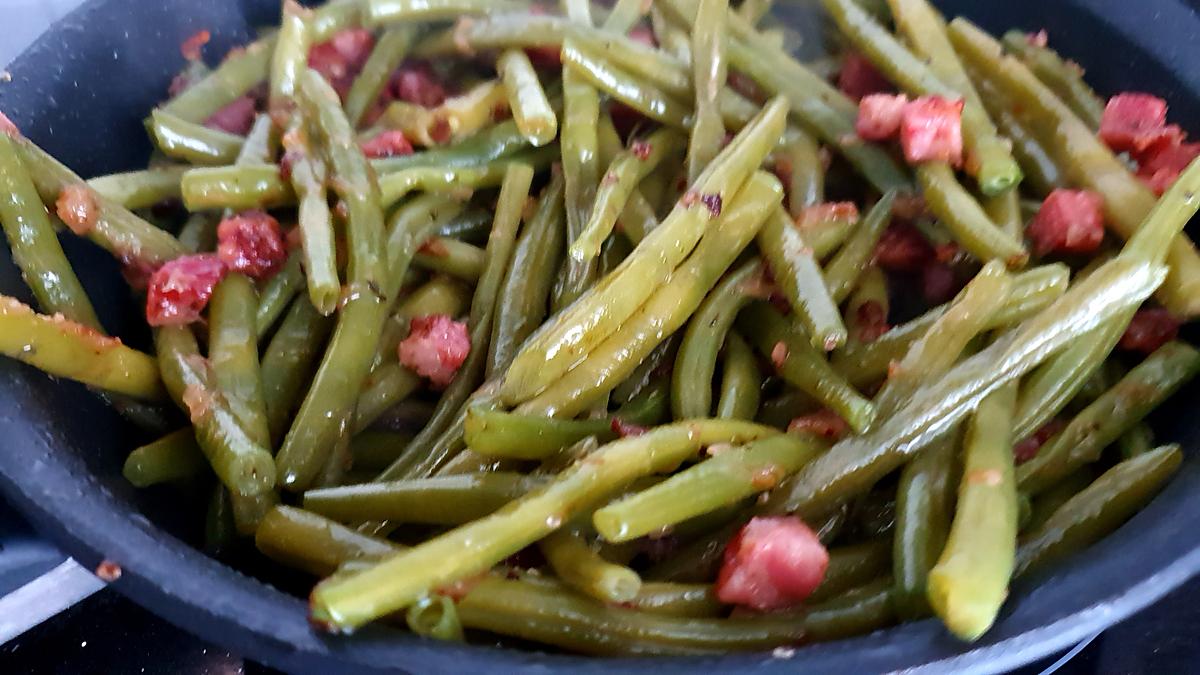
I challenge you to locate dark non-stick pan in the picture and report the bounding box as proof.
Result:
[2,0,1200,672]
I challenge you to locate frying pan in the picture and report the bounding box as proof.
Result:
[1,0,1199,672]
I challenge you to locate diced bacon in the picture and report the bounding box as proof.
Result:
[1014,419,1067,464]
[787,410,849,440]
[900,96,964,166]
[180,30,211,61]
[391,62,448,108]
[204,95,257,135]
[1136,141,1200,195]
[0,111,17,137]
[1119,308,1181,354]
[715,516,829,611]
[837,52,892,102]
[872,222,934,272]
[1027,189,1106,256]
[145,254,227,326]
[55,185,99,236]
[359,130,415,158]
[856,94,908,141]
[854,300,890,344]
[610,417,649,438]
[216,210,288,279]
[1099,93,1171,154]
[728,69,766,103]
[796,202,859,228]
[398,314,471,388]
[922,262,959,306]
[309,28,376,98]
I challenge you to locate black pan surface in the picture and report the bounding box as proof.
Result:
[1,0,1199,672]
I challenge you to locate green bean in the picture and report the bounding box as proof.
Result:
[310,0,367,42]
[275,69,389,492]
[652,5,693,61]
[571,129,681,261]
[874,260,1012,417]
[205,486,236,556]
[311,419,779,629]
[347,431,411,472]
[1017,341,1200,495]
[518,172,780,418]
[0,135,99,327]
[541,529,643,603]
[369,274,473,386]
[464,385,669,460]
[162,36,275,123]
[181,164,295,211]
[14,138,185,267]
[821,0,1021,196]
[985,189,1024,241]
[595,434,824,542]
[758,207,847,350]
[887,0,980,103]
[377,147,555,206]
[833,263,1070,387]
[688,0,730,181]
[1117,423,1155,460]
[412,236,485,281]
[282,120,340,315]
[455,577,804,655]
[802,578,898,643]
[353,364,421,435]
[948,18,1200,317]
[1025,468,1096,534]
[502,96,788,405]
[498,49,558,147]
[928,383,1018,641]
[625,583,723,618]
[346,27,414,128]
[370,119,529,173]
[269,0,311,116]
[737,0,773,23]
[87,166,187,210]
[603,0,651,32]
[984,96,1063,196]
[261,296,335,443]
[177,212,217,254]
[148,110,245,165]
[777,130,824,217]
[406,595,464,642]
[893,434,957,619]
[1015,445,1181,578]
[1001,31,1105,130]
[716,333,762,420]
[155,326,276,497]
[0,295,162,399]
[122,429,207,488]
[382,80,509,147]
[208,274,271,450]
[763,254,1166,519]
[844,265,887,347]
[255,251,305,340]
[916,164,1028,266]
[556,66,602,309]
[304,473,544,524]
[809,539,893,604]
[739,302,875,433]
[487,173,566,376]
[369,0,525,23]
[562,40,692,129]
[381,166,533,479]
[255,505,399,577]
[823,191,896,303]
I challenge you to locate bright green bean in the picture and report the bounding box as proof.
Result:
[181,164,295,211]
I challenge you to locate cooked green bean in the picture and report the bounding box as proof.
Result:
[282,119,340,315]
[928,383,1017,641]
[625,582,723,618]
[518,171,780,418]
[181,164,295,211]
[823,191,896,303]
[370,119,529,173]
[0,134,100,327]
[177,212,218,254]
[377,147,555,207]
[208,274,271,449]
[368,0,525,23]
[345,27,413,127]
[205,486,236,555]
[810,539,893,604]
[162,35,275,123]
[1017,341,1200,495]
[594,434,824,542]
[87,166,187,210]
[1016,445,1181,578]
[487,172,566,377]
[571,128,681,261]
[148,110,245,165]
[1117,423,1155,460]
[603,0,651,32]
[305,473,544,524]
[893,434,957,619]
[739,302,876,433]
[498,49,558,147]
[502,96,788,405]
[261,296,335,443]
[0,295,163,399]
[382,80,509,147]
[275,68,389,492]
[255,251,305,340]
[688,0,730,181]
[777,130,824,217]
[255,505,399,577]
[406,595,464,642]
[802,578,898,643]
[556,66,602,309]
[758,207,846,350]
[821,0,1022,195]
[716,332,762,420]
[1001,30,1105,130]
[311,419,779,629]
[916,163,1028,266]
[155,325,276,497]
[562,40,692,128]
[269,0,310,116]
[412,236,485,281]
[541,529,644,603]
[122,429,207,488]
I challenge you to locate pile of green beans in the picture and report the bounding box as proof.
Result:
[1,0,1198,657]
